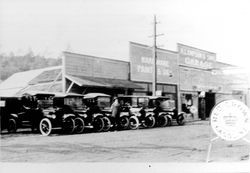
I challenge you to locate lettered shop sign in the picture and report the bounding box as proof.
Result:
[210,100,250,141]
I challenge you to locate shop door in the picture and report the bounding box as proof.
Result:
[205,92,215,118]
[198,92,215,120]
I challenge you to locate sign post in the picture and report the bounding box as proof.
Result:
[206,99,250,162]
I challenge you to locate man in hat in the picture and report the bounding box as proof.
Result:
[111,97,121,127]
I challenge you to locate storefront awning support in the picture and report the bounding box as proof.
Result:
[47,70,62,91]
[66,81,75,93]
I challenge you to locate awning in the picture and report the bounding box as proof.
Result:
[66,75,143,89]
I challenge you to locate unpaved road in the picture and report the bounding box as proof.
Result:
[1,121,250,162]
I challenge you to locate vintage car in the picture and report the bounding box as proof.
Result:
[148,96,185,126]
[8,91,77,136]
[0,96,24,133]
[1,91,57,134]
[117,96,156,130]
[82,93,112,132]
[53,93,85,134]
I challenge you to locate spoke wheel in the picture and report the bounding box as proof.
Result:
[129,116,139,130]
[166,116,172,126]
[62,117,75,134]
[157,115,168,127]
[143,115,156,128]
[93,117,104,132]
[119,116,130,130]
[102,117,111,132]
[177,114,185,126]
[74,117,85,134]
[39,118,52,136]
[8,119,17,133]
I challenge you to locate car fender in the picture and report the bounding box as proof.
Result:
[93,113,103,118]
[145,112,154,117]
[159,112,172,120]
[44,113,57,120]
[63,113,76,119]
[78,113,88,119]
[120,112,129,117]
[10,113,18,119]
[178,112,185,118]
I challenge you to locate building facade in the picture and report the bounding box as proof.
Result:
[129,42,248,120]
[1,42,248,120]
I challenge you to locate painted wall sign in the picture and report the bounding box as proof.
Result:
[130,42,178,84]
[178,43,216,69]
[210,100,250,141]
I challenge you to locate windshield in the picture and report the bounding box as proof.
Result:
[119,97,149,108]
[97,96,111,109]
[37,99,53,109]
[64,97,86,110]
[149,97,176,110]
[138,97,149,107]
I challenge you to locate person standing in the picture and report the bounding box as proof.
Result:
[111,97,120,126]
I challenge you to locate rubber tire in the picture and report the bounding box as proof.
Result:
[93,117,105,132]
[8,119,17,133]
[74,117,85,134]
[39,118,52,136]
[129,116,140,130]
[157,115,168,127]
[177,114,185,126]
[62,118,75,134]
[119,116,130,130]
[166,116,172,126]
[143,115,156,128]
[102,116,111,132]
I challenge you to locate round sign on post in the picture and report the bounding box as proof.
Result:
[210,100,250,141]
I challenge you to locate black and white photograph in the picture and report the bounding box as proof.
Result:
[1,0,250,172]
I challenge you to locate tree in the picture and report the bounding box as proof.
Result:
[0,51,62,80]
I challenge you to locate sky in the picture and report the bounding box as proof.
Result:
[1,0,250,68]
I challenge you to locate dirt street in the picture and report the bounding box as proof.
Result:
[1,121,250,162]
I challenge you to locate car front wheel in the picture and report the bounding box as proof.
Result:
[39,118,52,136]
[177,114,185,126]
[119,116,130,130]
[62,117,75,134]
[129,116,139,130]
[143,115,156,128]
[8,119,17,133]
[102,116,111,132]
[157,115,168,127]
[74,117,85,134]
[93,117,104,132]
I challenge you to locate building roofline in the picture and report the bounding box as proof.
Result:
[14,66,62,74]
[177,43,216,55]
[129,41,178,55]
[63,51,129,64]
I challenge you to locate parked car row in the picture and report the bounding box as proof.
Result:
[0,91,185,136]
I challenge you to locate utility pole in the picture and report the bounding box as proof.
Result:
[151,15,163,96]
[152,15,157,96]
